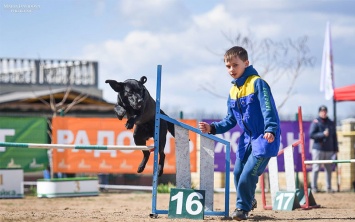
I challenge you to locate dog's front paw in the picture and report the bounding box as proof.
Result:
[116,114,125,120]
[114,105,126,120]
[125,118,135,129]
[125,122,134,129]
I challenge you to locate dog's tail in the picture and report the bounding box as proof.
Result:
[167,121,175,137]
[160,110,175,137]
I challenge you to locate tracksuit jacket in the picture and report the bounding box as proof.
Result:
[210,65,281,160]
[309,117,338,152]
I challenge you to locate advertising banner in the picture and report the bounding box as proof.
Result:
[52,117,197,174]
[0,117,49,172]
[202,120,311,172]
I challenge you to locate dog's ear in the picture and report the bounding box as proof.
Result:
[139,76,147,84]
[105,80,124,93]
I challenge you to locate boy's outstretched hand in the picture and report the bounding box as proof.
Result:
[199,121,275,143]
[199,122,211,134]
[264,132,275,143]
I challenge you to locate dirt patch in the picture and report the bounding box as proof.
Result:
[1,191,355,221]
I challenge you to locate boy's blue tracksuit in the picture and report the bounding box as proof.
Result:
[210,65,281,212]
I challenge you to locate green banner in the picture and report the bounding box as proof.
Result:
[0,117,49,172]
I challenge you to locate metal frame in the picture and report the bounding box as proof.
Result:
[150,65,231,218]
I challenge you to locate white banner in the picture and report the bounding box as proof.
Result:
[320,22,334,100]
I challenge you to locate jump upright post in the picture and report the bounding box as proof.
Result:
[260,106,320,210]
[150,65,231,218]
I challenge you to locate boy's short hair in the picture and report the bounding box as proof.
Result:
[224,46,248,62]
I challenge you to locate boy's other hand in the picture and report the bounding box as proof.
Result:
[199,122,211,134]
[264,132,275,143]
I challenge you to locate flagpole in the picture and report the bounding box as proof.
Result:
[320,21,340,192]
[333,98,340,192]
[333,98,336,126]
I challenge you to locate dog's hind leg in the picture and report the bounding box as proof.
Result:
[133,126,150,174]
[135,138,149,174]
[137,150,150,174]
[136,136,166,177]
[160,110,175,137]
[157,121,168,177]
[157,144,166,177]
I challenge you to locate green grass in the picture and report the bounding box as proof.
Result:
[157,182,175,193]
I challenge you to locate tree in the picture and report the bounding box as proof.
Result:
[32,87,88,178]
[36,87,88,118]
[201,31,315,111]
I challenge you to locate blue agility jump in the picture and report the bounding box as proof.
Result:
[150,65,231,218]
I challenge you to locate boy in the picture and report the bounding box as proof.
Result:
[199,46,280,220]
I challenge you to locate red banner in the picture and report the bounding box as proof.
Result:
[52,117,197,174]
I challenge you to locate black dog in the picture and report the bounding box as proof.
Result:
[105,76,174,177]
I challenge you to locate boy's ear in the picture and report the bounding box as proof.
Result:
[105,80,124,93]
[245,60,250,67]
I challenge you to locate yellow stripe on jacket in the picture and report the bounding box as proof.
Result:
[230,75,260,100]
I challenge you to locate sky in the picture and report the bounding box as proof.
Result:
[1,0,355,123]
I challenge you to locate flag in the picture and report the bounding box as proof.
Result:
[320,22,334,100]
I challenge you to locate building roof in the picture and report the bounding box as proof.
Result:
[1,88,70,103]
[0,88,116,117]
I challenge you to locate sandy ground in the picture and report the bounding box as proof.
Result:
[1,191,355,222]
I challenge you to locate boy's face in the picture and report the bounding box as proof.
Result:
[225,56,249,79]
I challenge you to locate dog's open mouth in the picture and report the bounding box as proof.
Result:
[132,104,142,110]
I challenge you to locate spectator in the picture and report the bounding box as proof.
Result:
[309,105,338,193]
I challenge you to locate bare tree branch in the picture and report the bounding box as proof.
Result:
[32,91,50,107]
[63,93,88,114]
[56,87,71,108]
[49,92,56,116]
[204,31,315,111]
[199,84,226,99]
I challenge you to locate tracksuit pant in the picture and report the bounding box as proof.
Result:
[234,145,270,211]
